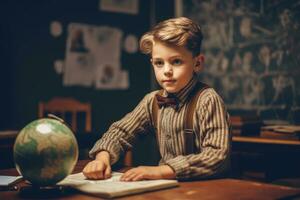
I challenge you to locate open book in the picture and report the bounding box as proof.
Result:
[58,172,179,198]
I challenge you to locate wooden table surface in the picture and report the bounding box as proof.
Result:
[1,160,300,200]
[233,135,300,145]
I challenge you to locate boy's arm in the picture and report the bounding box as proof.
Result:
[89,92,155,164]
[165,90,231,180]
[83,151,111,179]
[120,165,176,181]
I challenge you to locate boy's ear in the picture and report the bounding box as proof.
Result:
[194,54,205,72]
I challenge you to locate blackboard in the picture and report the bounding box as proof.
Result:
[179,0,300,123]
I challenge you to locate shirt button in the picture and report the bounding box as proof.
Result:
[166,134,171,139]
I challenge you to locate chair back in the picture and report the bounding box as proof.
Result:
[38,97,91,133]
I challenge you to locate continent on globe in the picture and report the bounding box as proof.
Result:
[14,118,79,186]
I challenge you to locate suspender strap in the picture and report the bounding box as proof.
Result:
[152,90,163,144]
[184,82,209,155]
[152,82,209,155]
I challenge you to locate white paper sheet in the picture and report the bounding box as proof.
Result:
[63,23,129,89]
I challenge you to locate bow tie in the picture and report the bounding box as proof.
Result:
[155,94,179,109]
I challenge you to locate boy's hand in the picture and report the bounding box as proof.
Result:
[82,151,111,180]
[120,165,176,181]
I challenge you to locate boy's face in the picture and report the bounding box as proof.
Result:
[151,40,201,93]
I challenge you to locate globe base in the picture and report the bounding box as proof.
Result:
[19,185,73,198]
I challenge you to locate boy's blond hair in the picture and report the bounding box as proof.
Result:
[140,17,203,57]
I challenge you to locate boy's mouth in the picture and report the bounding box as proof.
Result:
[162,80,176,83]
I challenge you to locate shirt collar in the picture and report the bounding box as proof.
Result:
[163,75,198,109]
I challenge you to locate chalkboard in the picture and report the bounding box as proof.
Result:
[179,0,300,123]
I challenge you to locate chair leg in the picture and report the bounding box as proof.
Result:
[124,151,133,167]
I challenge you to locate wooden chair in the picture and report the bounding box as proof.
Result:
[38,97,92,133]
[124,151,133,167]
[38,97,132,166]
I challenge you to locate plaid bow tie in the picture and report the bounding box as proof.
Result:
[155,94,179,109]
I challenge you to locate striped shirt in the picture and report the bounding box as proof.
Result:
[89,76,231,180]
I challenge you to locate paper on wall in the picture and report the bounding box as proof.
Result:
[63,23,129,89]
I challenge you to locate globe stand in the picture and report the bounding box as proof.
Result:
[19,185,74,198]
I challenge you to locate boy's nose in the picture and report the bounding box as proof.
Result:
[163,64,173,76]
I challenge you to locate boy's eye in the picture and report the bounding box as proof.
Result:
[172,59,183,66]
[153,60,164,67]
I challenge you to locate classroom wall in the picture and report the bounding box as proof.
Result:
[1,0,299,129]
[0,0,175,166]
[0,0,152,133]
[9,1,298,131]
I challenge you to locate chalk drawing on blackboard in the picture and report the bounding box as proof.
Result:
[258,45,271,73]
[242,76,263,106]
[178,0,300,121]
[272,75,295,105]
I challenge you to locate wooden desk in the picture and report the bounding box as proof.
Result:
[233,135,300,145]
[232,136,300,181]
[1,160,300,200]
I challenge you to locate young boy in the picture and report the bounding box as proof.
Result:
[83,17,231,181]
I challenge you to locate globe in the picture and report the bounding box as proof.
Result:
[13,118,79,186]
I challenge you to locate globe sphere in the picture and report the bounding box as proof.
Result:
[13,118,78,186]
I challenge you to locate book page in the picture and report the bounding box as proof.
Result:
[0,175,23,186]
[59,172,123,184]
[58,172,178,198]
